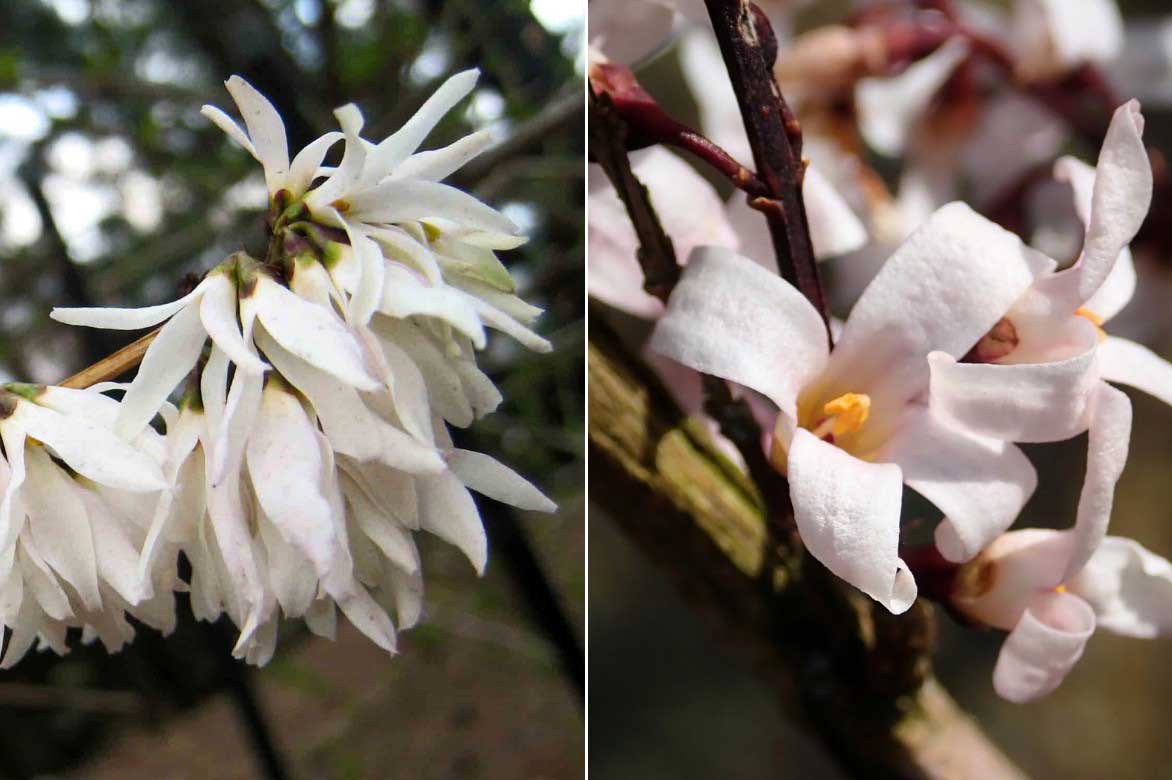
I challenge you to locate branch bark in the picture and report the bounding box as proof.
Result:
[589,326,1028,780]
[703,0,828,324]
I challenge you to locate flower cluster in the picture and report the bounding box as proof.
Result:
[0,72,554,667]
[590,0,1172,703]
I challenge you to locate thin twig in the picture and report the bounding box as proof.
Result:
[703,0,828,326]
[59,330,159,390]
[588,88,680,303]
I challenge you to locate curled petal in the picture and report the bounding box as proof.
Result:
[223,75,290,195]
[1098,335,1172,407]
[993,590,1095,703]
[198,273,268,374]
[787,429,916,613]
[649,246,828,417]
[392,130,494,182]
[1064,383,1131,581]
[826,202,1053,418]
[926,318,1100,443]
[1070,536,1172,638]
[346,179,520,237]
[880,407,1037,563]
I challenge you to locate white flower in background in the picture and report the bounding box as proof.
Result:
[953,526,1172,702]
[650,203,1050,612]
[1011,0,1123,81]
[0,385,174,666]
[928,102,1163,569]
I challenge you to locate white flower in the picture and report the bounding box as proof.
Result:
[953,526,1172,702]
[1011,0,1123,81]
[927,101,1161,569]
[650,202,1050,612]
[0,385,172,666]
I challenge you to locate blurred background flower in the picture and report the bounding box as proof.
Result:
[0,1,583,777]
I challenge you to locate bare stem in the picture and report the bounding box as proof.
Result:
[59,330,160,390]
[703,0,828,326]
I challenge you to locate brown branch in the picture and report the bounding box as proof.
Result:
[58,330,159,390]
[589,327,1028,780]
[703,0,828,325]
[588,88,680,303]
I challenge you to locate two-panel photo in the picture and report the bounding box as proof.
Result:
[0,0,1168,777]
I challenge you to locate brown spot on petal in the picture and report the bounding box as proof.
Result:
[0,391,18,420]
[965,317,1019,363]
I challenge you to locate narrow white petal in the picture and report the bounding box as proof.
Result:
[346,180,520,236]
[802,164,868,259]
[305,103,368,209]
[993,590,1095,703]
[305,599,337,639]
[468,296,551,353]
[392,130,494,182]
[82,489,147,605]
[345,224,385,325]
[198,274,268,374]
[379,264,486,347]
[371,318,474,427]
[257,515,317,618]
[287,131,343,197]
[200,105,259,159]
[51,280,207,330]
[337,583,397,652]
[447,449,556,512]
[788,429,916,613]
[363,69,480,183]
[250,276,379,391]
[649,245,828,417]
[247,383,345,587]
[224,75,290,194]
[418,469,487,574]
[114,301,208,439]
[15,401,166,492]
[23,448,101,612]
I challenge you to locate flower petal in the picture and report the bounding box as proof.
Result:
[363,69,479,184]
[114,300,208,439]
[649,245,828,416]
[1064,382,1132,581]
[1070,535,1172,638]
[855,38,970,157]
[378,264,486,348]
[198,273,268,374]
[246,382,346,590]
[824,202,1054,418]
[337,583,397,653]
[926,318,1100,443]
[880,407,1037,563]
[223,76,290,195]
[418,469,487,574]
[993,590,1096,703]
[24,447,101,612]
[249,275,379,391]
[346,179,520,236]
[15,401,167,492]
[305,104,368,210]
[787,428,916,613]
[50,279,207,330]
[286,131,344,198]
[1035,101,1151,312]
[392,130,493,182]
[447,449,557,513]
[200,105,258,159]
[1098,335,1172,407]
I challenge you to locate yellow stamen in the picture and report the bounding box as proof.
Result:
[1054,584,1067,593]
[815,392,871,439]
[1075,307,1107,343]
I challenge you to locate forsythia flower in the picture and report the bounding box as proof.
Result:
[40,74,556,664]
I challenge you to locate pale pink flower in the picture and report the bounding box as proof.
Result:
[650,202,1051,612]
[953,526,1172,702]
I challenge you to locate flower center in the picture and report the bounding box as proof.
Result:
[810,392,871,442]
[1075,306,1107,342]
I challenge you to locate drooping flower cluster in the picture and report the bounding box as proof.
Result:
[0,72,554,667]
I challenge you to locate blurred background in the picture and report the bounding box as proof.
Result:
[0,0,583,777]
[589,0,1172,778]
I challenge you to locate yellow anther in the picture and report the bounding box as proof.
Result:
[1054,584,1067,593]
[821,393,871,438]
[1075,307,1107,343]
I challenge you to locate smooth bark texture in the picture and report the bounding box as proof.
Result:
[589,327,1028,780]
